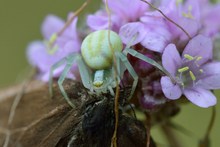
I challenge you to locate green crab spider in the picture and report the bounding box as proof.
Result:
[49,30,168,108]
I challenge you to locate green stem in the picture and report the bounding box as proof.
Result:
[161,124,182,147]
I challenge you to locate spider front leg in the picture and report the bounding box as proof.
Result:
[49,53,77,108]
[123,48,172,77]
[49,56,68,98]
[49,53,92,108]
[115,52,138,101]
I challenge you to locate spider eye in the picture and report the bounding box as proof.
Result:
[93,81,104,87]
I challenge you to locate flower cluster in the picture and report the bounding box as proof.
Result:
[27,14,81,81]
[27,0,220,109]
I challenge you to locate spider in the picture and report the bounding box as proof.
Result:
[49,29,168,108]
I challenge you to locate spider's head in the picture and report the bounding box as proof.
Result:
[92,68,116,94]
[93,70,104,88]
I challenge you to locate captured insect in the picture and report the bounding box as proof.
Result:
[0,80,155,147]
[65,81,156,147]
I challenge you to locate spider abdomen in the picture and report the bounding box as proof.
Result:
[81,30,123,70]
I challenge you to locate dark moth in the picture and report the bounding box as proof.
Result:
[0,80,155,147]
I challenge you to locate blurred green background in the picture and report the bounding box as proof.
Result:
[0,0,219,146]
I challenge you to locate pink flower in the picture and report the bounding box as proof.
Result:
[87,0,150,32]
[161,35,220,108]
[26,14,81,81]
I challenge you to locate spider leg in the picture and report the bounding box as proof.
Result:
[116,51,126,80]
[57,54,77,108]
[108,85,115,96]
[75,55,92,90]
[115,52,138,101]
[49,56,68,98]
[49,53,93,108]
[123,48,171,77]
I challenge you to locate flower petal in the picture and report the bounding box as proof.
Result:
[183,87,217,108]
[162,44,182,75]
[41,66,76,82]
[41,15,64,39]
[178,0,201,41]
[87,12,109,31]
[183,35,213,64]
[119,22,147,46]
[139,17,172,53]
[197,62,220,89]
[62,15,78,38]
[26,41,49,71]
[201,4,220,37]
[162,0,200,42]
[140,94,167,110]
[140,30,168,53]
[106,0,149,21]
[184,0,201,20]
[161,76,182,99]
[178,19,200,42]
